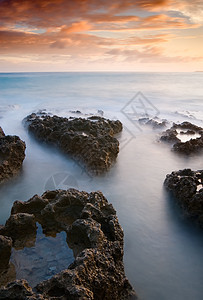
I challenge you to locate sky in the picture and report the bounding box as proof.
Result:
[0,0,203,72]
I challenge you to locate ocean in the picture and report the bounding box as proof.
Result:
[0,72,203,299]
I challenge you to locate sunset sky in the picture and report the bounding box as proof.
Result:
[0,0,203,72]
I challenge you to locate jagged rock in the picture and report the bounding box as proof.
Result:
[0,280,44,299]
[173,138,203,154]
[172,122,202,132]
[24,113,122,174]
[160,128,180,143]
[0,127,26,183]
[160,122,203,154]
[0,189,137,299]
[164,169,203,226]
[139,117,167,129]
[0,213,37,249]
[0,235,12,271]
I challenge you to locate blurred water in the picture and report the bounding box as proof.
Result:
[0,72,203,299]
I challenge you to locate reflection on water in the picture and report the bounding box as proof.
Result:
[10,223,74,288]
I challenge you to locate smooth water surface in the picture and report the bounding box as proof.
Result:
[0,72,203,300]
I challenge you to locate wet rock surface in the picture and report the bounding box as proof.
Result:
[24,113,123,174]
[164,169,203,227]
[160,122,203,154]
[0,189,137,299]
[0,127,26,183]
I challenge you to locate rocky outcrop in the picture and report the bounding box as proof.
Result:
[0,127,26,183]
[0,235,12,271]
[160,122,203,154]
[138,117,167,129]
[0,280,43,299]
[164,169,203,226]
[0,189,137,299]
[24,113,122,174]
[0,213,37,249]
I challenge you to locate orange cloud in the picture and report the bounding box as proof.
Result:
[0,0,202,71]
[60,21,91,34]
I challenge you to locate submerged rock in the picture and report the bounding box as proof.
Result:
[160,122,203,154]
[0,127,26,183]
[164,169,203,226]
[0,189,137,299]
[24,113,122,174]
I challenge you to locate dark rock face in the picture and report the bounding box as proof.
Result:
[0,213,37,249]
[0,127,26,183]
[0,235,12,271]
[0,189,137,299]
[24,113,123,174]
[160,122,203,154]
[0,280,43,299]
[164,169,203,226]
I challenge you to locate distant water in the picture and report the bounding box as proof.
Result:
[0,72,203,299]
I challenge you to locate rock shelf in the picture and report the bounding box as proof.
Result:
[0,189,136,299]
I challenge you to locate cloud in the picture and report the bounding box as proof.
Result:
[105,45,203,63]
[60,21,91,34]
[0,0,202,71]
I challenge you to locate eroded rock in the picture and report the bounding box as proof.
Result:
[24,113,122,174]
[0,280,43,299]
[164,169,203,226]
[0,235,12,271]
[0,127,26,183]
[0,189,137,299]
[0,213,37,250]
[160,122,203,154]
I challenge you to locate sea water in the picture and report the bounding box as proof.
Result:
[0,72,203,299]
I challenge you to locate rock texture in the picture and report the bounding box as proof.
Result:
[138,117,167,129]
[160,122,203,154]
[24,113,122,174]
[0,235,12,271]
[0,189,137,299]
[164,169,203,226]
[0,127,26,183]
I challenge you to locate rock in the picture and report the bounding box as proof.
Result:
[0,235,12,271]
[172,121,202,132]
[24,113,122,174]
[160,129,180,143]
[160,122,203,154]
[0,280,44,299]
[70,110,82,114]
[0,263,16,288]
[173,138,203,154]
[164,169,203,226]
[139,117,167,129]
[0,127,26,183]
[0,213,37,249]
[0,189,137,299]
[0,128,5,137]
